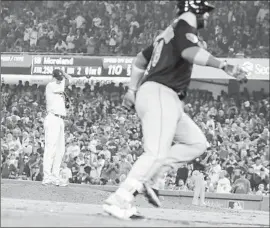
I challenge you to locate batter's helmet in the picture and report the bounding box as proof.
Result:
[52,69,63,81]
[177,0,215,15]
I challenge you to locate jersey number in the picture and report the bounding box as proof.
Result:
[146,26,175,73]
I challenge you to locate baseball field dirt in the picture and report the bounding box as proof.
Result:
[1,180,269,227]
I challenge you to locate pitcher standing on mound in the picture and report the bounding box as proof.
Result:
[103,0,248,220]
[42,69,72,186]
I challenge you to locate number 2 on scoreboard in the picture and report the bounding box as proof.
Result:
[77,67,81,75]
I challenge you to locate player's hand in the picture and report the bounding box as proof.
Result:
[122,89,136,111]
[222,62,248,84]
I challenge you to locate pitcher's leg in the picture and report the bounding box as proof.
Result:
[51,119,65,184]
[43,115,60,184]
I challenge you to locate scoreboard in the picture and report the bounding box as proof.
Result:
[30,55,134,77]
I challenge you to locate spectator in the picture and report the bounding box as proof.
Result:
[85,34,95,55]
[224,154,238,180]
[83,154,92,174]
[29,26,38,49]
[66,31,75,53]
[96,154,106,178]
[165,173,176,190]
[186,177,195,191]
[231,170,251,194]
[252,157,264,175]
[259,168,270,188]
[31,164,43,181]
[209,158,222,184]
[66,139,81,159]
[2,157,17,179]
[174,179,188,191]
[36,142,44,156]
[175,163,189,185]
[216,170,232,194]
[54,38,68,53]
[246,166,262,191]
[205,175,215,193]
[89,148,99,179]
[70,156,80,183]
[100,159,119,185]
[117,153,132,178]
[76,164,92,184]
[99,145,111,162]
[0,1,268,57]
[21,131,30,150]
[256,183,267,196]
[74,29,86,53]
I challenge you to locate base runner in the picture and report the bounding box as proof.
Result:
[103,0,248,220]
[42,69,72,186]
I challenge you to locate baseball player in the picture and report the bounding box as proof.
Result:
[103,0,248,220]
[42,69,72,186]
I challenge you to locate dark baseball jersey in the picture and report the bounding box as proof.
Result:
[141,18,199,93]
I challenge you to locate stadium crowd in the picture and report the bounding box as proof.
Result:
[0,0,269,196]
[0,1,269,57]
[1,80,269,195]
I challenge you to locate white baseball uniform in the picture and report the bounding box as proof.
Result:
[43,79,66,184]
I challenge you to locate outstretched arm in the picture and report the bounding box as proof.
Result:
[181,46,248,83]
[174,20,248,83]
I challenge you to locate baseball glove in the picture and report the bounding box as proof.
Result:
[222,61,248,84]
[63,92,70,109]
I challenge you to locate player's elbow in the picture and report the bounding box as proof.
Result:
[181,46,201,63]
[134,52,148,70]
[181,47,211,66]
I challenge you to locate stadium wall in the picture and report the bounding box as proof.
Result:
[87,184,269,211]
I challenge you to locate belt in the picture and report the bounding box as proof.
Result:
[50,113,66,119]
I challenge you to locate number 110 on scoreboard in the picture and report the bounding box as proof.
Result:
[107,64,132,76]
[108,64,123,76]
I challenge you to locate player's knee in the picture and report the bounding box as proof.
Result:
[193,136,208,156]
[141,152,167,170]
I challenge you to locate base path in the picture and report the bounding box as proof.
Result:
[1,180,269,227]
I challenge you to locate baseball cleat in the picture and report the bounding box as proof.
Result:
[143,183,161,207]
[42,180,53,186]
[103,203,139,220]
[103,193,139,220]
[52,180,60,186]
